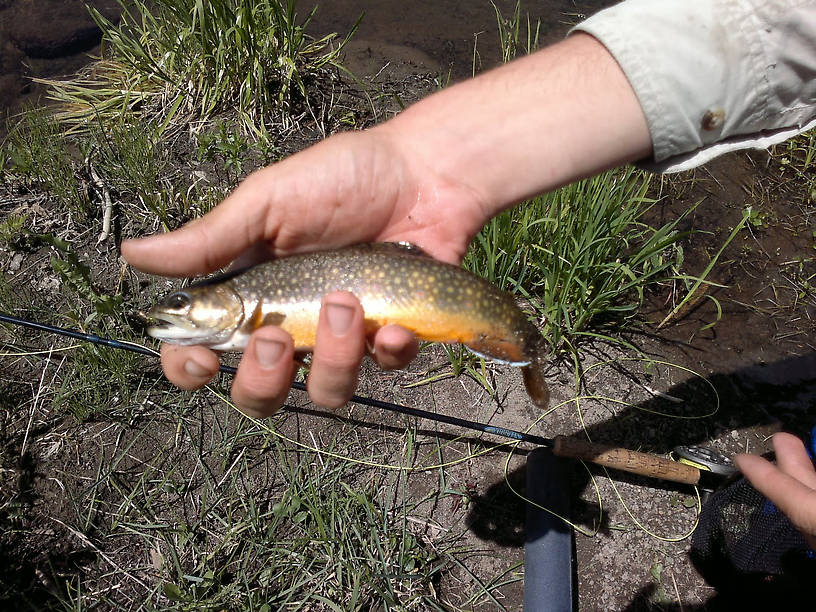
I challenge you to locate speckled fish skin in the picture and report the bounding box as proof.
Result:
[148,243,550,407]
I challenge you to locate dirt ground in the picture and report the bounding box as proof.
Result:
[2,1,816,610]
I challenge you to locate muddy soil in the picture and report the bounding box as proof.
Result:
[2,1,816,611]
[0,0,122,115]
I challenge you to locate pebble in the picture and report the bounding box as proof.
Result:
[8,252,23,272]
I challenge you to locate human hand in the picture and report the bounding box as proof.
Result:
[735,432,816,550]
[121,128,492,417]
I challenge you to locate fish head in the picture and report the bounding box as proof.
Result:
[146,284,244,346]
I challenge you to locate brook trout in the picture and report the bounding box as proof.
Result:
[146,242,549,408]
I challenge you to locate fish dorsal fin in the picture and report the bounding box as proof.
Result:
[364,241,431,257]
[188,265,252,288]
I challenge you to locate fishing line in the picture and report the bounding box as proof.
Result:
[0,344,82,357]
[0,312,552,448]
[209,384,519,473]
[564,357,714,541]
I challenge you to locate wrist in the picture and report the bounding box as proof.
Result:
[382,33,652,218]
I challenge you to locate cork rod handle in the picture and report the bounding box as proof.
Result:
[552,436,701,485]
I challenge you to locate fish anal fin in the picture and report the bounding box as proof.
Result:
[464,338,530,366]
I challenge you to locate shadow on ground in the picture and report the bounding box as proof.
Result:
[463,351,816,609]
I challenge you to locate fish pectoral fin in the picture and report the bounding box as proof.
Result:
[260,312,286,328]
[245,301,286,331]
[465,345,531,367]
[465,337,530,366]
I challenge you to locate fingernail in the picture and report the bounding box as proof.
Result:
[184,359,211,378]
[255,338,284,369]
[326,302,354,336]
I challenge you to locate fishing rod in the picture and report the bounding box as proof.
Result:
[0,312,702,485]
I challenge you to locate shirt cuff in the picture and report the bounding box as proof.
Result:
[571,0,816,173]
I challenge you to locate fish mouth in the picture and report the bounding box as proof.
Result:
[146,319,177,334]
[144,310,200,342]
[144,309,236,346]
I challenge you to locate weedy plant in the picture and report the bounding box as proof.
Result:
[45,403,460,609]
[493,0,542,63]
[32,233,123,317]
[774,129,816,178]
[196,120,254,179]
[770,129,816,215]
[52,341,149,421]
[85,119,185,229]
[39,0,359,137]
[3,107,90,218]
[0,213,27,246]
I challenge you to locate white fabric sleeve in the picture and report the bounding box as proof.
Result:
[572,0,816,173]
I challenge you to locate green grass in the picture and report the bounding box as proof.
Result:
[465,166,690,352]
[0,367,509,609]
[39,0,359,137]
[52,342,150,421]
[459,1,692,357]
[2,105,230,234]
[492,0,541,64]
[87,120,174,225]
[774,129,816,178]
[101,429,446,609]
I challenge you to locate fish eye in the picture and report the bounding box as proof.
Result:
[166,292,191,310]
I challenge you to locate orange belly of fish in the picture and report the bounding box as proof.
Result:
[275,307,525,362]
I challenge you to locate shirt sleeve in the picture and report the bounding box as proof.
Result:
[572,0,816,173]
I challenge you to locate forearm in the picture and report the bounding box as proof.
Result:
[379,32,652,219]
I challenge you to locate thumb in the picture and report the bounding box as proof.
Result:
[121,172,276,276]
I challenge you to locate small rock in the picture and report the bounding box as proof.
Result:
[8,252,23,272]
[36,276,60,292]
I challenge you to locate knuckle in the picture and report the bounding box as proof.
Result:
[168,373,207,391]
[376,355,406,371]
[307,370,358,409]
[233,376,274,405]
[312,351,359,373]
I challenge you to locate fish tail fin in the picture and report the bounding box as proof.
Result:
[522,359,550,409]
